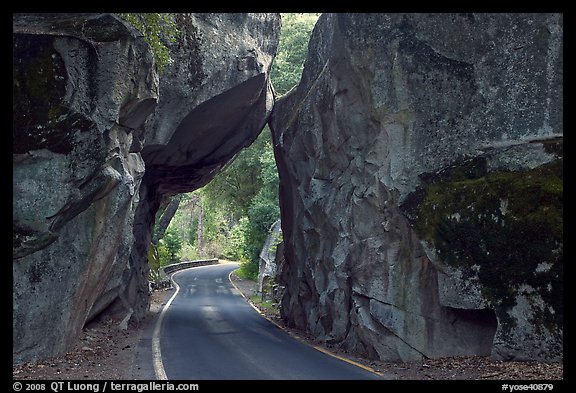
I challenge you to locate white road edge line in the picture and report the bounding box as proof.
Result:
[152,271,182,380]
[152,263,234,380]
[227,268,385,378]
[156,264,382,379]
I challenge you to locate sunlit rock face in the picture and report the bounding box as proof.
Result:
[270,13,562,362]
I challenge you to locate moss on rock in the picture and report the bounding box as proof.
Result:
[401,151,563,338]
[13,34,94,155]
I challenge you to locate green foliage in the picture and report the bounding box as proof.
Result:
[179,242,200,261]
[118,13,179,72]
[157,227,182,265]
[225,217,249,261]
[156,242,171,267]
[147,243,161,282]
[249,295,276,310]
[245,195,280,262]
[200,192,231,253]
[271,13,321,95]
[202,130,273,220]
[236,260,260,281]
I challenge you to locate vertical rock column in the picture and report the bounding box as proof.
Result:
[13,13,158,363]
[270,13,562,362]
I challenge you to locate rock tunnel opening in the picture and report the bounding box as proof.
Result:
[131,12,322,317]
[86,12,325,337]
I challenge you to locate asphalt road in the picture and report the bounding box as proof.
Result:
[155,263,381,380]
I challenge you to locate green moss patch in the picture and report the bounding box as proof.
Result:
[13,34,94,155]
[401,155,563,337]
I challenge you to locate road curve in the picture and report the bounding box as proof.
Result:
[155,263,381,380]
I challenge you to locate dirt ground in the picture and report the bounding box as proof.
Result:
[13,269,563,381]
[12,290,168,381]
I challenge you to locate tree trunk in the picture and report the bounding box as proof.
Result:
[152,194,182,244]
[197,194,204,257]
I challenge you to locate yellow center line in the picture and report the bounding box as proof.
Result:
[227,269,384,378]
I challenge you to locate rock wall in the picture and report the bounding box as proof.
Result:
[13,13,280,364]
[269,13,562,362]
[258,219,282,301]
[13,13,158,363]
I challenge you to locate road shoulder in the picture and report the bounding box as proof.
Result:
[228,270,563,380]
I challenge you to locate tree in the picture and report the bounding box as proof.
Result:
[196,193,204,256]
[158,227,182,264]
[271,13,321,95]
[201,131,268,221]
[152,194,182,245]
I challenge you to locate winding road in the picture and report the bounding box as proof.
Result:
[153,263,381,380]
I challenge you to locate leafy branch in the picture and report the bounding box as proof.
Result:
[118,13,179,72]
